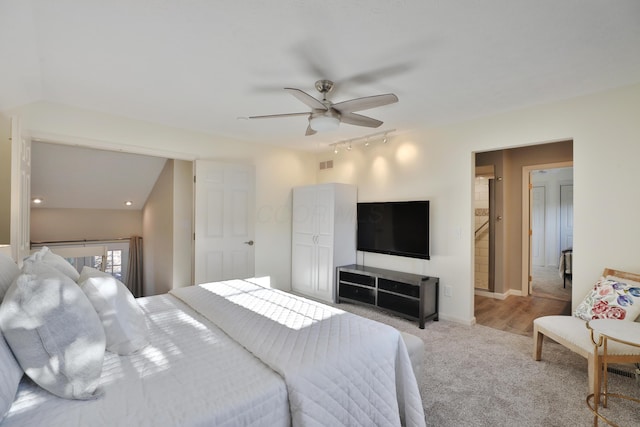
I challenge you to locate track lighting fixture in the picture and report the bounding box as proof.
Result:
[328,129,395,153]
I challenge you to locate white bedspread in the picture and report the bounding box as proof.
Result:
[3,294,289,427]
[170,279,426,427]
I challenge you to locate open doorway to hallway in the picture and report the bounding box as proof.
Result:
[474,165,495,293]
[473,140,573,335]
[529,166,573,304]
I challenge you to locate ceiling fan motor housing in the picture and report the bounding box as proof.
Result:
[314,79,334,95]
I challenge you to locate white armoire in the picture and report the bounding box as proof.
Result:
[291,183,357,303]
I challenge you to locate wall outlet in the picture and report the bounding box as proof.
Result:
[444,286,453,297]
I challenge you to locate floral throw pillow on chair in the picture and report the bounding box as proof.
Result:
[574,277,640,321]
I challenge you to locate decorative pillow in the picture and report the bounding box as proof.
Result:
[0,330,22,422]
[78,267,148,355]
[574,277,640,321]
[23,246,80,282]
[606,275,640,321]
[0,262,105,400]
[0,253,20,301]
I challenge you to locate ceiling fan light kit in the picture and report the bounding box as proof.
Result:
[309,113,340,132]
[248,79,398,136]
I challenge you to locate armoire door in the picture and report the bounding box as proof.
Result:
[291,185,319,296]
[313,185,335,299]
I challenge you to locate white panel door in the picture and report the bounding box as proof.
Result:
[560,184,574,250]
[531,186,545,267]
[194,161,255,284]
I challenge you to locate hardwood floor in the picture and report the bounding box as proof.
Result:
[474,294,571,337]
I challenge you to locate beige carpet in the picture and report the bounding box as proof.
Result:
[336,301,639,427]
[532,265,571,302]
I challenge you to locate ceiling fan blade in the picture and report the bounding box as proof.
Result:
[340,112,383,128]
[340,62,415,87]
[332,93,398,113]
[284,88,327,110]
[305,125,317,136]
[248,112,309,119]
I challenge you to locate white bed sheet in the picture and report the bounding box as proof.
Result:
[3,294,290,427]
[171,279,426,427]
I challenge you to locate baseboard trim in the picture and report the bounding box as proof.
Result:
[474,288,523,300]
[438,313,476,326]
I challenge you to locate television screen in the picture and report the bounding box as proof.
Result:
[357,201,430,260]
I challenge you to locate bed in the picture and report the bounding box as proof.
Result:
[558,248,572,287]
[0,249,425,426]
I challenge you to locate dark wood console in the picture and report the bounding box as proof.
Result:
[336,264,439,328]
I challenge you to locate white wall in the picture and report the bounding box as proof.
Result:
[172,159,193,289]
[31,208,142,242]
[318,83,640,324]
[8,101,318,292]
[0,113,11,243]
[142,160,175,296]
[7,83,640,325]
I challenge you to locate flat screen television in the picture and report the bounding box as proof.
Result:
[357,201,430,260]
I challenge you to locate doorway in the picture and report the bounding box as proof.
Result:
[474,141,574,335]
[474,165,495,292]
[524,165,573,302]
[193,160,256,284]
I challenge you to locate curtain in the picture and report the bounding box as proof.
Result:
[126,236,144,297]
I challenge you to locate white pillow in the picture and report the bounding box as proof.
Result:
[24,246,80,282]
[0,262,105,400]
[0,253,20,301]
[0,330,22,422]
[78,267,148,355]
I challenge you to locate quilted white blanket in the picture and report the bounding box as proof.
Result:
[170,280,426,427]
[3,294,289,427]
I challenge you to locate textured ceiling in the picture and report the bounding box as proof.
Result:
[5,1,640,210]
[2,0,640,151]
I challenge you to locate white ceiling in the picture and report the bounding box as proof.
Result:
[4,1,640,209]
[3,0,640,150]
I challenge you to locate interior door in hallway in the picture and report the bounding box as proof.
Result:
[531,186,545,267]
[560,184,573,250]
[194,161,255,284]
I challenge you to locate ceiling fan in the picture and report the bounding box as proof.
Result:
[248,79,398,136]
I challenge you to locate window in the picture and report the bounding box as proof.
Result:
[96,248,124,281]
[33,241,130,283]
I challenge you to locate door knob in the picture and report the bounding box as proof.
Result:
[244,240,254,246]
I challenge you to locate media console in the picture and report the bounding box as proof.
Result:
[336,264,439,329]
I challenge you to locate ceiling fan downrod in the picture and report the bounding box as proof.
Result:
[314,79,334,100]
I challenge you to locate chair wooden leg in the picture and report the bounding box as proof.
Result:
[588,353,602,408]
[533,328,544,361]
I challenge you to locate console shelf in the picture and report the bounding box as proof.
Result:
[337,264,439,329]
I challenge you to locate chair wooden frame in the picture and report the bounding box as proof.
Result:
[534,268,640,397]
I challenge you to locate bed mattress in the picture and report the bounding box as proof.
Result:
[3,294,290,427]
[171,279,426,427]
